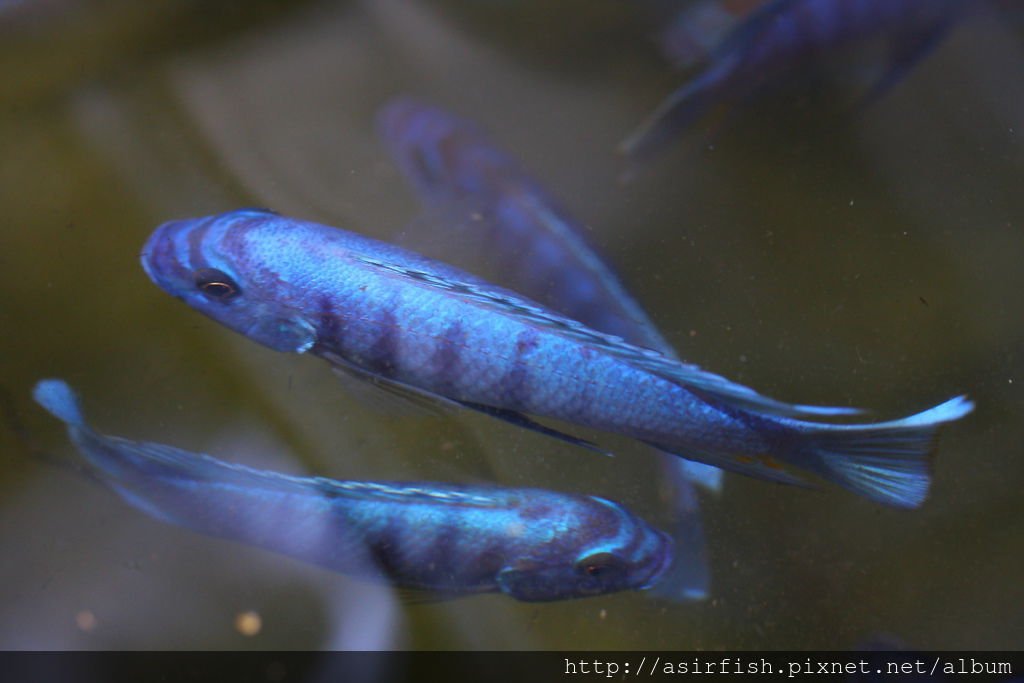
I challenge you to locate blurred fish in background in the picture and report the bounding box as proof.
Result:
[377,96,721,601]
[653,0,764,69]
[624,0,1006,160]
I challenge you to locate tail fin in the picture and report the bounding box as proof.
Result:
[33,379,86,428]
[803,396,974,509]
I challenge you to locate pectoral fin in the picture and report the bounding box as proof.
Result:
[323,351,610,456]
[457,401,613,457]
[325,352,460,418]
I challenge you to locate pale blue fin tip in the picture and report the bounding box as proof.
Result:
[32,379,85,427]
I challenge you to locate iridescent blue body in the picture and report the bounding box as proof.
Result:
[32,379,672,601]
[379,96,722,598]
[141,209,973,508]
[623,0,977,159]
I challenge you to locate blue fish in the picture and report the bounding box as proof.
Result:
[378,96,721,599]
[623,0,979,159]
[141,209,973,508]
[32,379,672,601]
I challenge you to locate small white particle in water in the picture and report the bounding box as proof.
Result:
[75,610,97,632]
[849,200,854,206]
[1009,379,1014,384]
[599,609,607,620]
[235,610,262,637]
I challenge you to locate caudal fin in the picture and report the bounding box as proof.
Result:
[33,379,86,428]
[803,396,974,509]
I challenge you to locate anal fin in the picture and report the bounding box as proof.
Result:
[325,352,461,418]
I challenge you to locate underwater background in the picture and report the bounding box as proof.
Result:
[0,0,1022,649]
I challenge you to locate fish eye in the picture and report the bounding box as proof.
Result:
[194,268,240,302]
[575,552,626,579]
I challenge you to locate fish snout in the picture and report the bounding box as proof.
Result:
[140,220,196,290]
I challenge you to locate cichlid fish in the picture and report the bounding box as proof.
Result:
[378,96,721,598]
[623,0,978,160]
[141,209,973,508]
[32,379,672,601]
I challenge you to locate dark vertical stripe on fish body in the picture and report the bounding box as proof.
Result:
[499,329,539,409]
[430,321,465,395]
[368,511,405,578]
[185,221,216,272]
[317,295,344,347]
[366,307,400,376]
[427,508,463,584]
[218,221,251,265]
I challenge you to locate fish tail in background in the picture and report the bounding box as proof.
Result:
[649,462,710,602]
[795,395,975,508]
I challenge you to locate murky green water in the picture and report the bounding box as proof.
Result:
[1,0,1021,650]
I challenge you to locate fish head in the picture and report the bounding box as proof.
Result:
[495,495,673,602]
[140,209,318,354]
